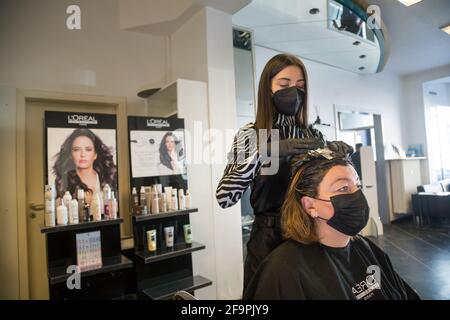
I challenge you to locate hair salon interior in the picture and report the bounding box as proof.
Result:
[1,0,450,301]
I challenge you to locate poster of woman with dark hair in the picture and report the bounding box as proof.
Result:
[45,111,118,201]
[128,117,186,178]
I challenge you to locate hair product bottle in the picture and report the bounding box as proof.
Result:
[110,191,118,219]
[56,204,68,225]
[185,190,191,209]
[69,198,79,224]
[103,184,111,218]
[132,187,139,206]
[178,189,185,210]
[145,187,152,214]
[152,186,160,214]
[91,191,102,221]
[161,193,167,213]
[63,191,72,210]
[147,229,157,252]
[140,186,146,207]
[44,185,56,227]
[77,189,86,222]
[164,226,174,248]
[183,224,192,244]
[171,192,178,211]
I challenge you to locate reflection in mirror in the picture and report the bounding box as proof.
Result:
[232,27,256,262]
[233,0,384,74]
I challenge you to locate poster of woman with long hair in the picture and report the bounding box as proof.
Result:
[128,117,186,178]
[45,111,118,200]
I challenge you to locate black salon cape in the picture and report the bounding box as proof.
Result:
[243,235,420,300]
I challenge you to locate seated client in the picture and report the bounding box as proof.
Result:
[243,148,420,300]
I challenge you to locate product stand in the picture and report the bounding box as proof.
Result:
[40,218,134,299]
[127,208,212,300]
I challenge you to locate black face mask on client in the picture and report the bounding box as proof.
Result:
[272,87,304,116]
[315,189,370,236]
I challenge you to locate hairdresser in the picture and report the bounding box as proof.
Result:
[216,53,353,290]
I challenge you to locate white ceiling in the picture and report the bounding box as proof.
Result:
[362,0,450,75]
[232,0,380,74]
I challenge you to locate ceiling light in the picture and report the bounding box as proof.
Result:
[359,54,366,59]
[309,8,320,15]
[397,0,423,7]
[441,24,450,35]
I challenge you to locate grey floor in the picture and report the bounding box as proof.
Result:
[369,218,450,300]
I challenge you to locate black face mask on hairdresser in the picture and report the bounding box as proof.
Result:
[272,87,304,116]
[316,189,370,236]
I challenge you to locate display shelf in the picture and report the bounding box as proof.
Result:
[40,218,123,234]
[142,275,212,300]
[131,208,198,222]
[135,241,205,264]
[48,254,133,285]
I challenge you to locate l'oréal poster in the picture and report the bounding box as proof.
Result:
[45,111,118,198]
[128,117,186,178]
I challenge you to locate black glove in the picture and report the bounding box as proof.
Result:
[326,140,354,156]
[263,138,324,158]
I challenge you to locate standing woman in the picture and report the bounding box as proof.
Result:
[217,53,330,289]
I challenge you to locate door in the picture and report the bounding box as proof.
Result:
[25,99,115,299]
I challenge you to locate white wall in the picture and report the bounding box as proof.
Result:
[401,65,450,183]
[0,0,167,112]
[255,46,404,148]
[170,7,244,300]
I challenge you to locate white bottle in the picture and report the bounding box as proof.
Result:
[161,193,167,213]
[69,198,79,224]
[152,187,160,214]
[56,204,68,225]
[91,191,102,221]
[44,185,56,227]
[63,191,72,210]
[77,189,86,222]
[110,191,118,219]
[185,190,191,209]
[103,184,111,218]
[140,186,146,207]
[171,190,178,211]
[178,189,185,210]
[132,187,139,207]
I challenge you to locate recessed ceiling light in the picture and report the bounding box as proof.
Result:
[358,66,365,70]
[397,0,423,6]
[359,54,366,59]
[353,41,360,46]
[309,8,320,15]
[441,24,450,35]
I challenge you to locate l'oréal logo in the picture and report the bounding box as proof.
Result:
[146,119,170,128]
[68,115,98,125]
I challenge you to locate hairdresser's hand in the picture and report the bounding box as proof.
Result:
[326,140,354,156]
[264,138,324,158]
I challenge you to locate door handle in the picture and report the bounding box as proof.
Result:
[29,212,37,219]
[29,203,45,211]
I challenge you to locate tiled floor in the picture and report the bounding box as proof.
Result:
[369,218,450,300]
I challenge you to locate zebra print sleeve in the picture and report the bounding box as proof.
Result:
[216,123,263,208]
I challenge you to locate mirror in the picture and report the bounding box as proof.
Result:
[232,0,383,74]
